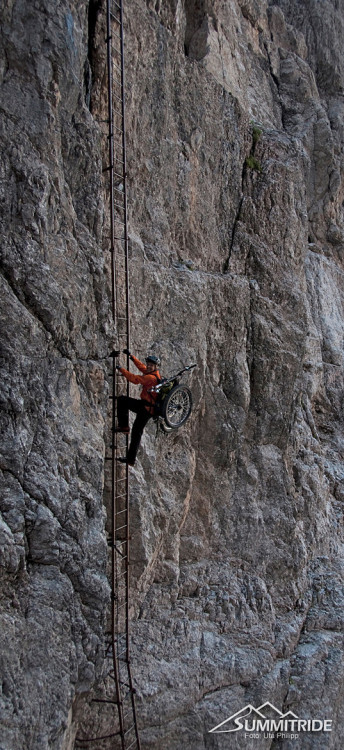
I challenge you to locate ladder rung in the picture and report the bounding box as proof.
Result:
[112,596,127,609]
[116,524,128,532]
[118,691,136,706]
[114,535,128,544]
[122,709,132,721]
[126,739,137,750]
[114,545,127,557]
[117,633,127,643]
[103,163,125,174]
[108,538,127,560]
[106,36,121,47]
[109,5,122,21]
[117,563,128,572]
[111,82,123,93]
[118,659,129,670]
[111,111,123,122]
[117,570,127,580]
[124,724,136,736]
[108,135,124,150]
[108,30,121,41]
[109,542,126,555]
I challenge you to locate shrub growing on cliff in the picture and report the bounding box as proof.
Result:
[245,155,262,172]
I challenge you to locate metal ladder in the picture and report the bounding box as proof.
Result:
[107,1,141,748]
[76,1,141,748]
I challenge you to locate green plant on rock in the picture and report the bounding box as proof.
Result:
[252,124,262,145]
[245,155,262,172]
[250,120,263,140]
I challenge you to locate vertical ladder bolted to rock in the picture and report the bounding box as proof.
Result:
[107,1,141,748]
[76,2,141,748]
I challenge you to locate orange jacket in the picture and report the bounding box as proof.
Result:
[119,355,160,412]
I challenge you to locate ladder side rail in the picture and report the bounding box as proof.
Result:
[119,0,130,363]
[117,0,132,680]
[107,0,126,746]
[109,2,141,748]
[118,0,131,672]
[113,0,129,695]
[113,374,127,749]
[106,0,117,323]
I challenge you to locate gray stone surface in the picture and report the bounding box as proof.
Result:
[1,0,344,749]
[0,1,111,748]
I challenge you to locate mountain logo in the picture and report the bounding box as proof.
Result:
[209,703,295,734]
[208,702,332,735]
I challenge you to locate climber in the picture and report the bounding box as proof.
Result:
[114,350,161,466]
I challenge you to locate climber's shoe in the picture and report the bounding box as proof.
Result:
[113,427,130,434]
[117,457,135,466]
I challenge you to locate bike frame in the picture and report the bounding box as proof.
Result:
[149,363,196,394]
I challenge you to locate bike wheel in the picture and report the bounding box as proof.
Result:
[162,384,193,429]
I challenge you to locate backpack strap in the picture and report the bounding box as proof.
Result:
[143,372,162,414]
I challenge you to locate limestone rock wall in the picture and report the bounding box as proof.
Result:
[0,1,111,747]
[0,1,344,749]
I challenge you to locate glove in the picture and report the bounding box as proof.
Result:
[122,348,131,356]
[115,364,122,371]
[110,349,120,357]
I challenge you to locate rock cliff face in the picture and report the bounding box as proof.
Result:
[0,1,343,749]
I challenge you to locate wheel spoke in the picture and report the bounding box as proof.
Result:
[165,388,191,427]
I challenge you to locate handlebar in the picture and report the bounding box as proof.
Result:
[149,363,197,393]
[174,363,197,377]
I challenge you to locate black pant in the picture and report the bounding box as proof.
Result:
[117,396,152,464]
